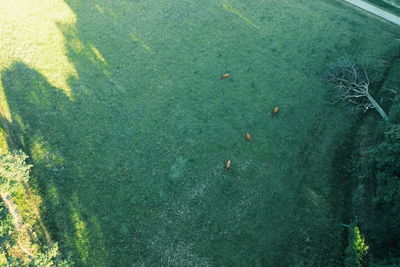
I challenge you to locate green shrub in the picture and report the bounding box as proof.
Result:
[388,102,400,124]
[28,244,72,267]
[0,150,31,193]
[368,124,400,255]
[345,225,369,267]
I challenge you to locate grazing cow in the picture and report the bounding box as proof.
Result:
[225,160,231,171]
[245,133,253,142]
[272,106,279,115]
[220,73,231,79]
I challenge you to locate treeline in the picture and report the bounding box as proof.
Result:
[346,59,400,266]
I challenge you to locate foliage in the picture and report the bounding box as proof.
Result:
[0,202,16,264]
[27,244,72,267]
[0,150,31,193]
[388,99,400,124]
[371,124,400,181]
[371,256,400,267]
[345,225,369,267]
[368,124,400,254]
[0,243,72,267]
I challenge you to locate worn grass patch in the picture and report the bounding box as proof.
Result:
[1,0,399,265]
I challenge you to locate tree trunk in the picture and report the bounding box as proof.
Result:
[366,92,389,121]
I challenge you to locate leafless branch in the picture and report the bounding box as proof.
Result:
[325,58,388,120]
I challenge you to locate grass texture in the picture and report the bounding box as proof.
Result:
[0,0,399,265]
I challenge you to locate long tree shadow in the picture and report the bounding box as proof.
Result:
[2,56,179,264]
[2,62,110,266]
[2,54,186,265]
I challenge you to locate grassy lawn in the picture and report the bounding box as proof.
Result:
[1,0,399,265]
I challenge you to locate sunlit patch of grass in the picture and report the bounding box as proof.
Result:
[306,187,327,208]
[129,33,153,52]
[0,0,78,98]
[91,46,107,64]
[0,127,8,154]
[70,194,91,265]
[67,194,106,266]
[30,136,65,168]
[95,4,105,14]
[221,0,260,29]
[0,81,12,121]
[31,141,49,163]
[47,183,61,207]
[71,38,85,53]
[86,215,107,267]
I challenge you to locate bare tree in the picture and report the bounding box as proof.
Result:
[325,58,388,120]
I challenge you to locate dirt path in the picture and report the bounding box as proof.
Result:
[0,191,34,257]
[343,0,400,26]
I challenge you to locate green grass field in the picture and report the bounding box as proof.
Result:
[1,0,399,265]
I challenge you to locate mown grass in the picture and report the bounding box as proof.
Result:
[1,0,399,265]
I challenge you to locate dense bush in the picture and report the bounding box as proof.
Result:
[368,124,400,257]
[0,150,31,193]
[0,202,17,265]
[28,244,71,267]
